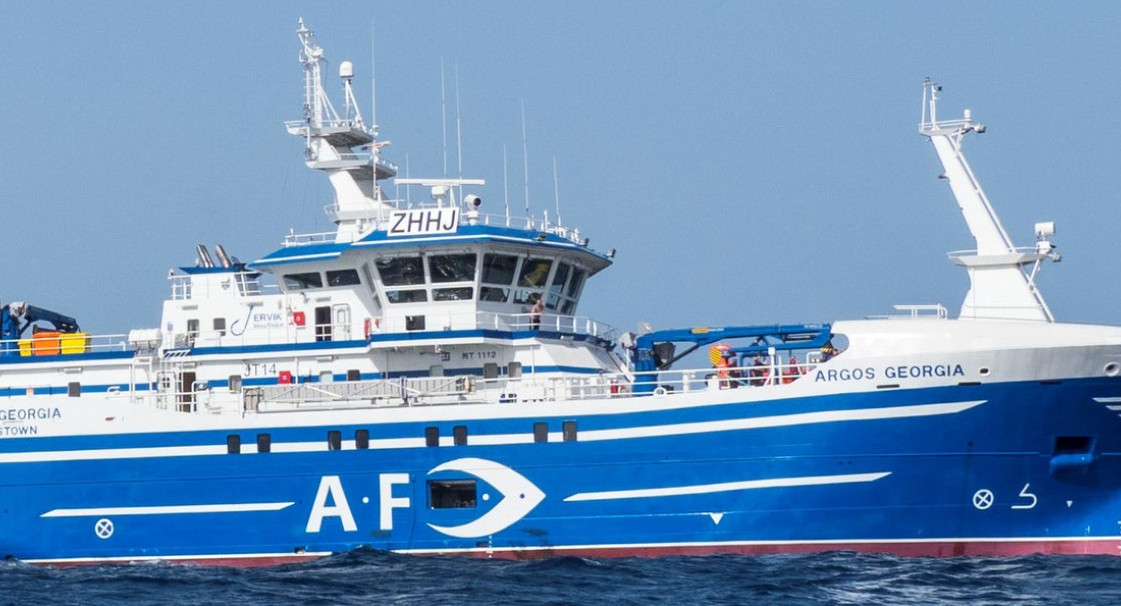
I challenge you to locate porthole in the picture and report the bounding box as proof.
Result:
[1105,362,1120,377]
[978,367,991,377]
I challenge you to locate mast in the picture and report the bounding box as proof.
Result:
[919,79,1058,322]
[285,18,398,242]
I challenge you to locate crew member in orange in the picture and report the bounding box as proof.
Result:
[782,354,801,384]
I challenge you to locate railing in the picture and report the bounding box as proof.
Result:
[243,358,824,413]
[946,246,1046,264]
[0,311,615,362]
[466,212,587,245]
[633,361,820,393]
[890,304,948,320]
[173,323,353,350]
[2,338,828,411]
[867,304,949,321]
[284,118,366,132]
[168,271,276,301]
[282,230,338,246]
[254,374,480,410]
[282,208,591,248]
[366,309,617,342]
[0,333,132,358]
[475,311,618,342]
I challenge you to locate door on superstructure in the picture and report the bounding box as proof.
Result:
[315,306,332,342]
[332,304,351,341]
[178,371,197,412]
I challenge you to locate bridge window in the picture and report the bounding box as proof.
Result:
[429,480,476,508]
[327,269,361,287]
[429,254,477,283]
[482,253,518,285]
[513,289,540,305]
[566,268,586,298]
[434,287,473,301]
[387,289,428,304]
[546,263,571,310]
[518,258,552,287]
[283,272,323,290]
[480,286,510,302]
[377,257,425,286]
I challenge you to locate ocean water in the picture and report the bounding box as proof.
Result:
[4,550,1119,606]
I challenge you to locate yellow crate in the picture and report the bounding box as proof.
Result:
[18,340,31,357]
[60,333,90,355]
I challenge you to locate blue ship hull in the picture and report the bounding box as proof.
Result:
[5,378,1120,564]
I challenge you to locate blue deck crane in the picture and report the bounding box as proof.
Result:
[0,301,81,357]
[627,323,833,393]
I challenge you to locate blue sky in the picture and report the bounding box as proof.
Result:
[3,2,1120,336]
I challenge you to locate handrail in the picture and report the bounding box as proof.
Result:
[282,209,592,248]
[0,333,132,358]
[244,357,824,412]
[947,246,1045,259]
[168,271,275,301]
[474,311,618,342]
[889,304,948,320]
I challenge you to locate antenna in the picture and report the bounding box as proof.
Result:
[440,59,448,177]
[553,156,562,228]
[376,20,381,137]
[455,62,464,205]
[503,144,511,226]
[455,63,464,178]
[404,153,411,205]
[521,102,530,225]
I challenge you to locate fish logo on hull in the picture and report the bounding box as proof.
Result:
[426,457,546,538]
[304,458,544,538]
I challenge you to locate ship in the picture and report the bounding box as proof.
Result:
[3,20,1121,566]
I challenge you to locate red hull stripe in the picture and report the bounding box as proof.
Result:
[20,538,1121,567]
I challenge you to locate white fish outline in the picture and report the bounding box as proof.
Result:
[426,457,545,538]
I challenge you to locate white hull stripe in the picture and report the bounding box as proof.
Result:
[1092,397,1121,416]
[41,502,295,518]
[577,400,984,442]
[0,400,984,465]
[564,472,891,502]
